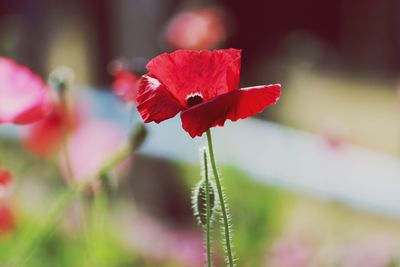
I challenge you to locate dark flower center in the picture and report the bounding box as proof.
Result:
[186,93,203,107]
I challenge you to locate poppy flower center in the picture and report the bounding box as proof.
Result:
[186,93,203,107]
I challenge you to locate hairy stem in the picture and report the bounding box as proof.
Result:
[206,129,234,267]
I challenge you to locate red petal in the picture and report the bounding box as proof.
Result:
[24,103,77,157]
[136,75,182,123]
[146,49,241,106]
[12,95,53,124]
[181,84,281,137]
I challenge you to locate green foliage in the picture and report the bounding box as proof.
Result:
[223,168,285,267]
[0,195,136,267]
[0,138,286,267]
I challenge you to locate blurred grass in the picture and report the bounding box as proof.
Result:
[0,137,287,266]
[2,98,400,266]
[0,138,62,188]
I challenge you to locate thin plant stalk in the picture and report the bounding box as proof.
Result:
[206,129,235,267]
[203,150,212,267]
[59,94,74,182]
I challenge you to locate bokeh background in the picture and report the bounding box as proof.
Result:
[1,0,400,266]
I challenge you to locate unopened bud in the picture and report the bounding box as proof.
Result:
[48,66,75,96]
[192,179,218,227]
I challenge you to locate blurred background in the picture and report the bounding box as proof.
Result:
[2,0,400,266]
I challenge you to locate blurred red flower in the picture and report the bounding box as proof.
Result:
[0,169,11,188]
[136,49,281,137]
[0,204,14,237]
[112,69,139,103]
[0,57,52,124]
[24,102,78,157]
[165,7,227,50]
[0,169,13,236]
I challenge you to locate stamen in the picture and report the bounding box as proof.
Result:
[186,93,203,107]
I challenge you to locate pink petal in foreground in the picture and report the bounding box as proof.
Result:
[181,84,281,137]
[59,120,129,184]
[0,57,52,124]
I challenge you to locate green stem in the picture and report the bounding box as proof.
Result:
[95,145,132,177]
[59,93,75,180]
[203,150,212,267]
[206,129,234,267]
[61,132,74,180]
[78,194,96,266]
[87,185,109,267]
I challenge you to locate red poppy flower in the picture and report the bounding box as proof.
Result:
[112,69,139,103]
[24,102,78,157]
[136,49,281,137]
[0,57,52,124]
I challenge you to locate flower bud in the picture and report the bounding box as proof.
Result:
[48,66,75,96]
[192,179,218,227]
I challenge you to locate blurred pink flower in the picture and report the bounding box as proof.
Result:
[165,7,227,50]
[125,211,203,266]
[59,120,128,184]
[267,237,315,267]
[336,235,395,267]
[0,57,52,124]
